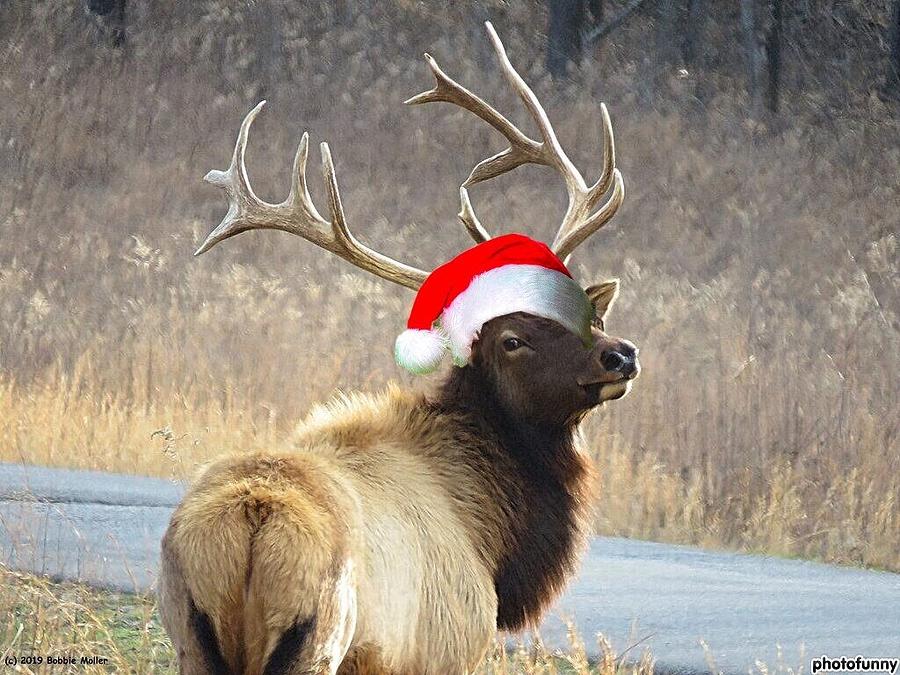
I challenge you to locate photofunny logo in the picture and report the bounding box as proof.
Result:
[811,656,899,675]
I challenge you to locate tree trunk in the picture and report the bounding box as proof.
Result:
[249,2,283,100]
[87,0,126,47]
[656,0,678,66]
[681,0,702,64]
[585,0,650,44]
[546,0,587,79]
[765,0,783,112]
[333,0,353,26]
[890,0,900,93]
[740,0,761,112]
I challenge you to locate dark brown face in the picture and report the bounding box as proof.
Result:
[470,279,639,427]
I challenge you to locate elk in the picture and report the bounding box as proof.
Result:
[160,22,638,675]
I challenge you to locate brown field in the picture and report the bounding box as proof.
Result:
[1,0,898,583]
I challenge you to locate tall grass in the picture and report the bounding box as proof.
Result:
[0,1,897,571]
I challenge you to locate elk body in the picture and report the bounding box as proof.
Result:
[159,24,639,675]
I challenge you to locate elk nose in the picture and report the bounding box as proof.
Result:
[600,343,638,377]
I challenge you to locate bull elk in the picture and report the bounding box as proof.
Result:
[160,22,639,675]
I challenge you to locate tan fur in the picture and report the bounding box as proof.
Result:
[162,387,503,674]
[160,311,637,675]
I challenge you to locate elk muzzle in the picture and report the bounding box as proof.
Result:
[599,340,639,379]
[577,339,640,402]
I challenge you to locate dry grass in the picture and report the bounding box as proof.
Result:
[0,364,281,481]
[0,565,654,675]
[0,567,809,674]
[0,566,172,674]
[0,0,898,573]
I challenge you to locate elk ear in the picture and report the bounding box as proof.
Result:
[585,279,619,323]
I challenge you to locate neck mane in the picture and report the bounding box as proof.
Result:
[435,364,574,455]
[430,365,595,630]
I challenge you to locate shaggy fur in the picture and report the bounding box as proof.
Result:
[160,295,639,675]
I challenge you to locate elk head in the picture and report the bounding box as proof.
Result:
[195,23,639,416]
[471,286,638,429]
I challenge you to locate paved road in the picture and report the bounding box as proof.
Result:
[1,462,897,674]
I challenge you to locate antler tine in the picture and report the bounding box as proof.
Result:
[552,169,625,262]
[550,103,622,261]
[197,100,270,254]
[483,23,586,197]
[458,186,490,243]
[196,102,429,290]
[408,23,626,263]
[483,22,624,262]
[320,143,430,284]
[406,52,550,244]
[551,103,625,260]
[587,103,616,208]
[405,54,548,189]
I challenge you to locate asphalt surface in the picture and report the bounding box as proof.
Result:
[1,462,897,673]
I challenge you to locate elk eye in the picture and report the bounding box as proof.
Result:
[502,337,523,352]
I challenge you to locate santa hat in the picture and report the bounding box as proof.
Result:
[395,233,593,374]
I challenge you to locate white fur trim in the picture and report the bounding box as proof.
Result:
[394,328,448,374]
[441,265,593,364]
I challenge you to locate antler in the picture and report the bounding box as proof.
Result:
[195,101,429,290]
[407,22,624,262]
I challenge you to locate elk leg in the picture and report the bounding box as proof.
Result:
[241,493,358,675]
[159,529,235,674]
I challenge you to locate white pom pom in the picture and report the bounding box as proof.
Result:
[394,329,447,374]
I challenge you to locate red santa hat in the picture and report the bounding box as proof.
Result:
[395,233,594,374]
